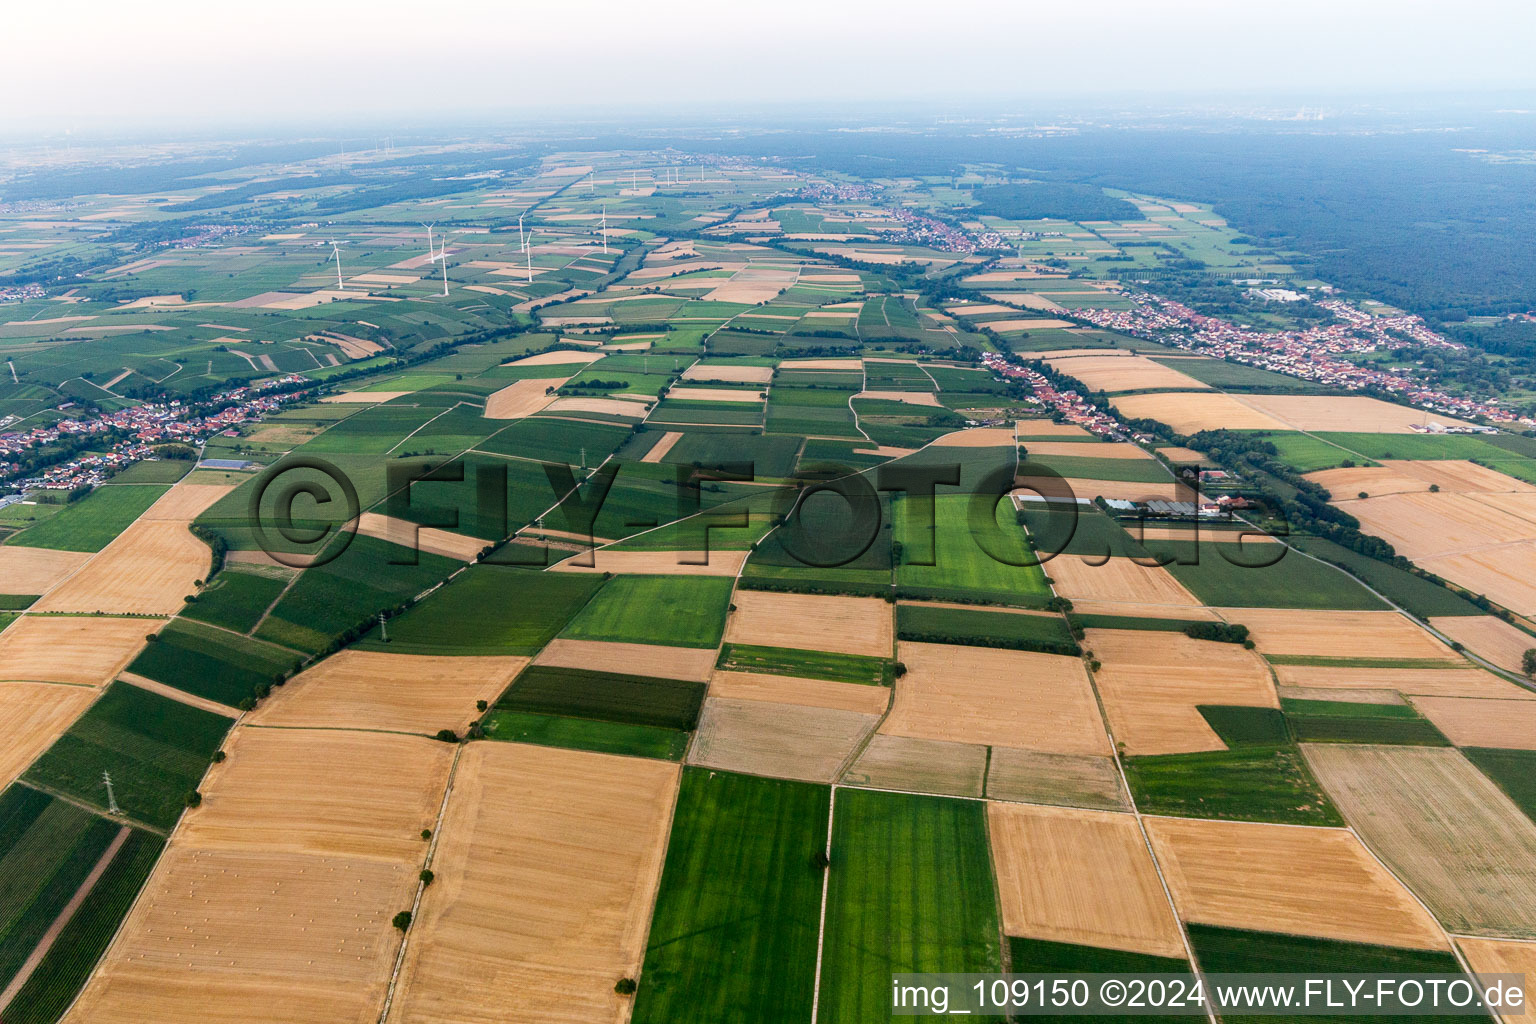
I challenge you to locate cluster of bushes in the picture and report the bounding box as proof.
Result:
[1183,621,1252,646]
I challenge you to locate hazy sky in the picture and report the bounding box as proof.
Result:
[8,0,1536,130]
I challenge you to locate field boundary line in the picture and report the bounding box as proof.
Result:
[1326,797,1488,1005]
[0,826,131,1014]
[810,784,837,1024]
[378,740,465,1023]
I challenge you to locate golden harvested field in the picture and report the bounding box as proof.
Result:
[1239,394,1481,433]
[0,545,90,595]
[543,397,649,420]
[1412,697,1536,750]
[929,427,1017,448]
[0,615,150,685]
[668,387,766,404]
[504,351,605,367]
[778,358,862,370]
[1302,743,1536,937]
[880,642,1110,755]
[391,744,677,1024]
[1336,490,1536,562]
[989,803,1184,958]
[247,651,524,735]
[1057,478,1185,502]
[1024,441,1151,460]
[178,727,452,860]
[140,482,236,521]
[484,377,568,419]
[1455,939,1536,1022]
[0,681,97,789]
[533,639,719,682]
[707,670,890,714]
[320,390,408,404]
[353,513,487,560]
[30,521,213,615]
[1131,526,1278,544]
[1145,817,1447,950]
[1068,600,1220,621]
[984,749,1128,811]
[1385,459,1536,493]
[725,591,892,657]
[853,390,941,406]
[1226,609,1459,660]
[65,846,415,1024]
[1042,354,1211,393]
[703,268,797,304]
[1085,629,1277,756]
[1154,447,1211,464]
[1016,420,1094,438]
[1429,615,1536,675]
[842,734,987,798]
[69,728,453,1024]
[640,430,683,463]
[1111,392,1289,433]
[679,363,773,384]
[552,547,747,577]
[689,697,877,783]
[1276,685,1406,705]
[1273,664,1535,700]
[1045,555,1202,607]
[1419,545,1536,618]
[1306,465,1434,498]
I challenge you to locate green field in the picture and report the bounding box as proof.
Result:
[4,485,167,552]
[819,788,1004,1022]
[1123,706,1342,826]
[481,709,688,760]
[367,565,604,655]
[633,770,829,1023]
[1463,747,1536,821]
[1161,542,1387,610]
[1283,698,1450,745]
[1022,453,1175,484]
[1187,925,1469,1024]
[1006,938,1201,1024]
[894,494,1051,605]
[181,566,293,633]
[24,682,234,830]
[254,535,461,654]
[496,665,705,730]
[107,458,194,484]
[560,574,733,648]
[717,642,894,685]
[1290,536,1489,618]
[0,825,163,1024]
[896,603,1079,654]
[128,618,299,707]
[0,787,120,995]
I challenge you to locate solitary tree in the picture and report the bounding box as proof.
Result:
[392,911,413,932]
[1522,648,1536,679]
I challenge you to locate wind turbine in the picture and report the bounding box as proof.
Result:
[518,211,526,253]
[329,240,344,290]
[421,221,437,261]
[432,230,450,297]
[525,232,534,283]
[601,205,608,254]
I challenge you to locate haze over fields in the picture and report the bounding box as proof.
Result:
[3,5,1536,1023]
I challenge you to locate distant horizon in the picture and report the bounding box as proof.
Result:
[7,88,1536,144]
[7,0,1536,132]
